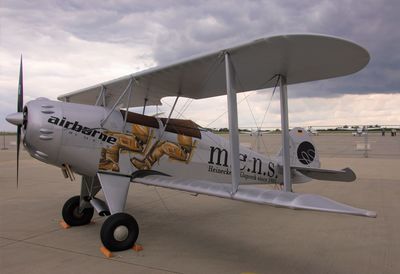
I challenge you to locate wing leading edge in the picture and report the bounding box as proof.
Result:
[134,175,376,218]
[58,34,369,107]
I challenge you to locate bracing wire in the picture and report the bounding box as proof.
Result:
[244,92,259,129]
[179,99,193,117]
[176,98,193,119]
[224,59,278,128]
[256,76,280,156]
[260,75,280,129]
[176,98,192,119]
[227,61,280,155]
[158,55,280,158]
[169,54,224,120]
[205,92,254,128]
[162,98,189,120]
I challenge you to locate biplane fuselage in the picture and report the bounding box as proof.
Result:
[24,98,310,186]
[6,34,376,252]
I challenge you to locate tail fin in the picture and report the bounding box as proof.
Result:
[278,127,356,183]
[278,127,321,168]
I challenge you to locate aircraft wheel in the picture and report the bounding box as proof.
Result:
[62,195,94,226]
[100,213,139,251]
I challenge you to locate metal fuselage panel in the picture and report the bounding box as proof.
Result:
[23,99,282,184]
[151,130,280,184]
[23,99,122,176]
[99,112,281,185]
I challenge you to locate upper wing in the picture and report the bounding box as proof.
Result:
[133,175,376,218]
[57,34,369,107]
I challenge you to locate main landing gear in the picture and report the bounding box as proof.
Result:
[62,176,139,251]
[62,195,94,226]
[62,196,139,251]
[100,213,139,251]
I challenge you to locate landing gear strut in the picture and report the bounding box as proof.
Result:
[63,176,139,251]
[100,213,139,251]
[62,195,94,226]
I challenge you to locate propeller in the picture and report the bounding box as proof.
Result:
[17,56,23,188]
[5,56,24,188]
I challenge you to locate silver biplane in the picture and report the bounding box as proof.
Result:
[6,34,376,252]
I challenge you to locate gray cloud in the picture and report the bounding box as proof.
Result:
[4,0,397,95]
[1,0,399,130]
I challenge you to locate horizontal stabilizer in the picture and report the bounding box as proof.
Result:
[293,166,356,182]
[133,176,376,218]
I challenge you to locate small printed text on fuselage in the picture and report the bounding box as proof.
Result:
[207,146,277,183]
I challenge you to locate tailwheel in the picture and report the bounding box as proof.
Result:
[100,213,139,251]
[62,195,94,226]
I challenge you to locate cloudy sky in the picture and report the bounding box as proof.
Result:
[1,0,399,131]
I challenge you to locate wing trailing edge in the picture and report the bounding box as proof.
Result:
[133,176,376,218]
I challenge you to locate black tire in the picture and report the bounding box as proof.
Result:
[100,213,139,251]
[62,196,94,226]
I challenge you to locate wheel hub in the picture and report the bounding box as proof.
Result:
[72,207,84,218]
[113,225,129,242]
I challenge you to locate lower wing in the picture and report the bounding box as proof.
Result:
[133,175,376,218]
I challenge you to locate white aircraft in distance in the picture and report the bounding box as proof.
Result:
[249,128,263,137]
[337,125,357,131]
[307,126,319,136]
[338,125,381,136]
[6,34,376,252]
[352,126,367,136]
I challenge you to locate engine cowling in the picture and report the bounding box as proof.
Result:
[23,98,123,176]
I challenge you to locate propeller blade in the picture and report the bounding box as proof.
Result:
[18,56,23,112]
[17,125,21,188]
[16,55,23,188]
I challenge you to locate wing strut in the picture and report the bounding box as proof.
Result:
[95,85,106,106]
[142,98,148,115]
[122,81,133,132]
[224,52,241,195]
[160,95,180,138]
[279,75,292,192]
[144,95,180,159]
[100,78,133,127]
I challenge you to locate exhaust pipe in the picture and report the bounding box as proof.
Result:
[89,197,110,216]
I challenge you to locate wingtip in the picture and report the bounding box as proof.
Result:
[366,211,377,218]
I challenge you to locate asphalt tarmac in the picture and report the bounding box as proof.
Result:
[1,132,399,274]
